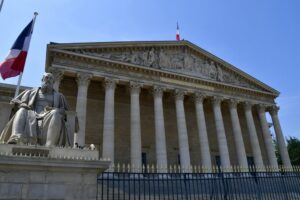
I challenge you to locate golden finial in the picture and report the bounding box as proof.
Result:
[111,163,115,172]
[169,165,173,173]
[127,164,131,173]
[117,163,120,172]
[151,164,155,173]
[173,164,177,173]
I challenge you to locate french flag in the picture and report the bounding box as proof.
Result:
[176,22,180,41]
[0,18,35,80]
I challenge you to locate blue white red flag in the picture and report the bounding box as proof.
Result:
[176,22,180,41]
[0,18,35,80]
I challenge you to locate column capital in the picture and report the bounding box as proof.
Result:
[243,101,254,111]
[153,85,165,98]
[49,67,64,82]
[268,105,280,116]
[77,72,92,87]
[194,92,206,104]
[174,89,185,101]
[104,78,117,90]
[256,104,268,113]
[130,81,142,94]
[228,99,239,109]
[211,96,223,106]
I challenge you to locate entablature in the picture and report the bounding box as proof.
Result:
[47,51,276,105]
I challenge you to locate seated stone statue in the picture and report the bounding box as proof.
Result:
[0,72,73,147]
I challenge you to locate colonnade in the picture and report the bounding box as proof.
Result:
[52,71,292,169]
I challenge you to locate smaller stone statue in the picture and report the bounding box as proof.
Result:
[0,73,74,147]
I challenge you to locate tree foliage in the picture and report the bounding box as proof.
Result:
[287,137,300,165]
[275,136,300,166]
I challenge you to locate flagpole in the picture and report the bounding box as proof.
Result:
[0,0,4,13]
[14,12,38,98]
[14,73,23,97]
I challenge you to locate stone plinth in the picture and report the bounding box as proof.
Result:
[0,144,110,200]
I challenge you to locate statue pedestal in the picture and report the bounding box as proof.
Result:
[0,144,110,200]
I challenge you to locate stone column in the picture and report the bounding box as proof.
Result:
[153,86,168,171]
[269,106,292,168]
[174,89,191,169]
[51,68,64,92]
[102,78,117,162]
[243,102,264,167]
[74,72,92,147]
[257,104,278,168]
[194,93,212,169]
[212,96,231,168]
[228,99,248,168]
[130,82,142,170]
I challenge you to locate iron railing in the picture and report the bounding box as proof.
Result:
[97,170,300,200]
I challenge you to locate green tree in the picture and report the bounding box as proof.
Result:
[275,136,300,166]
[287,137,300,165]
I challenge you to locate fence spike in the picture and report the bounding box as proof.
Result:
[127,164,131,173]
[268,165,272,172]
[142,165,145,173]
[172,165,176,173]
[256,166,261,172]
[169,165,173,173]
[149,164,153,173]
[237,165,241,173]
[234,165,238,173]
[117,163,120,172]
[111,163,115,172]
[192,165,195,173]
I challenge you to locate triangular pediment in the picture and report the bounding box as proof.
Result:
[47,41,279,95]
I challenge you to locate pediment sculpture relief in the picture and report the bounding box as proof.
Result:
[74,48,263,91]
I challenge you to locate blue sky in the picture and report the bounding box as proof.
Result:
[0,0,300,139]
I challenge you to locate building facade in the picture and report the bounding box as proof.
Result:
[2,40,291,170]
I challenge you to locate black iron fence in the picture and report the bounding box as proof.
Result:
[97,168,300,200]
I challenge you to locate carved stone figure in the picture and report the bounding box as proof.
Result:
[158,49,169,68]
[147,47,157,67]
[184,54,194,71]
[216,64,224,81]
[0,73,72,147]
[77,48,262,90]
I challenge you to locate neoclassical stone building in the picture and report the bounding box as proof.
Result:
[7,40,292,170]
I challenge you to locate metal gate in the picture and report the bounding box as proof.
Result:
[97,170,300,200]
